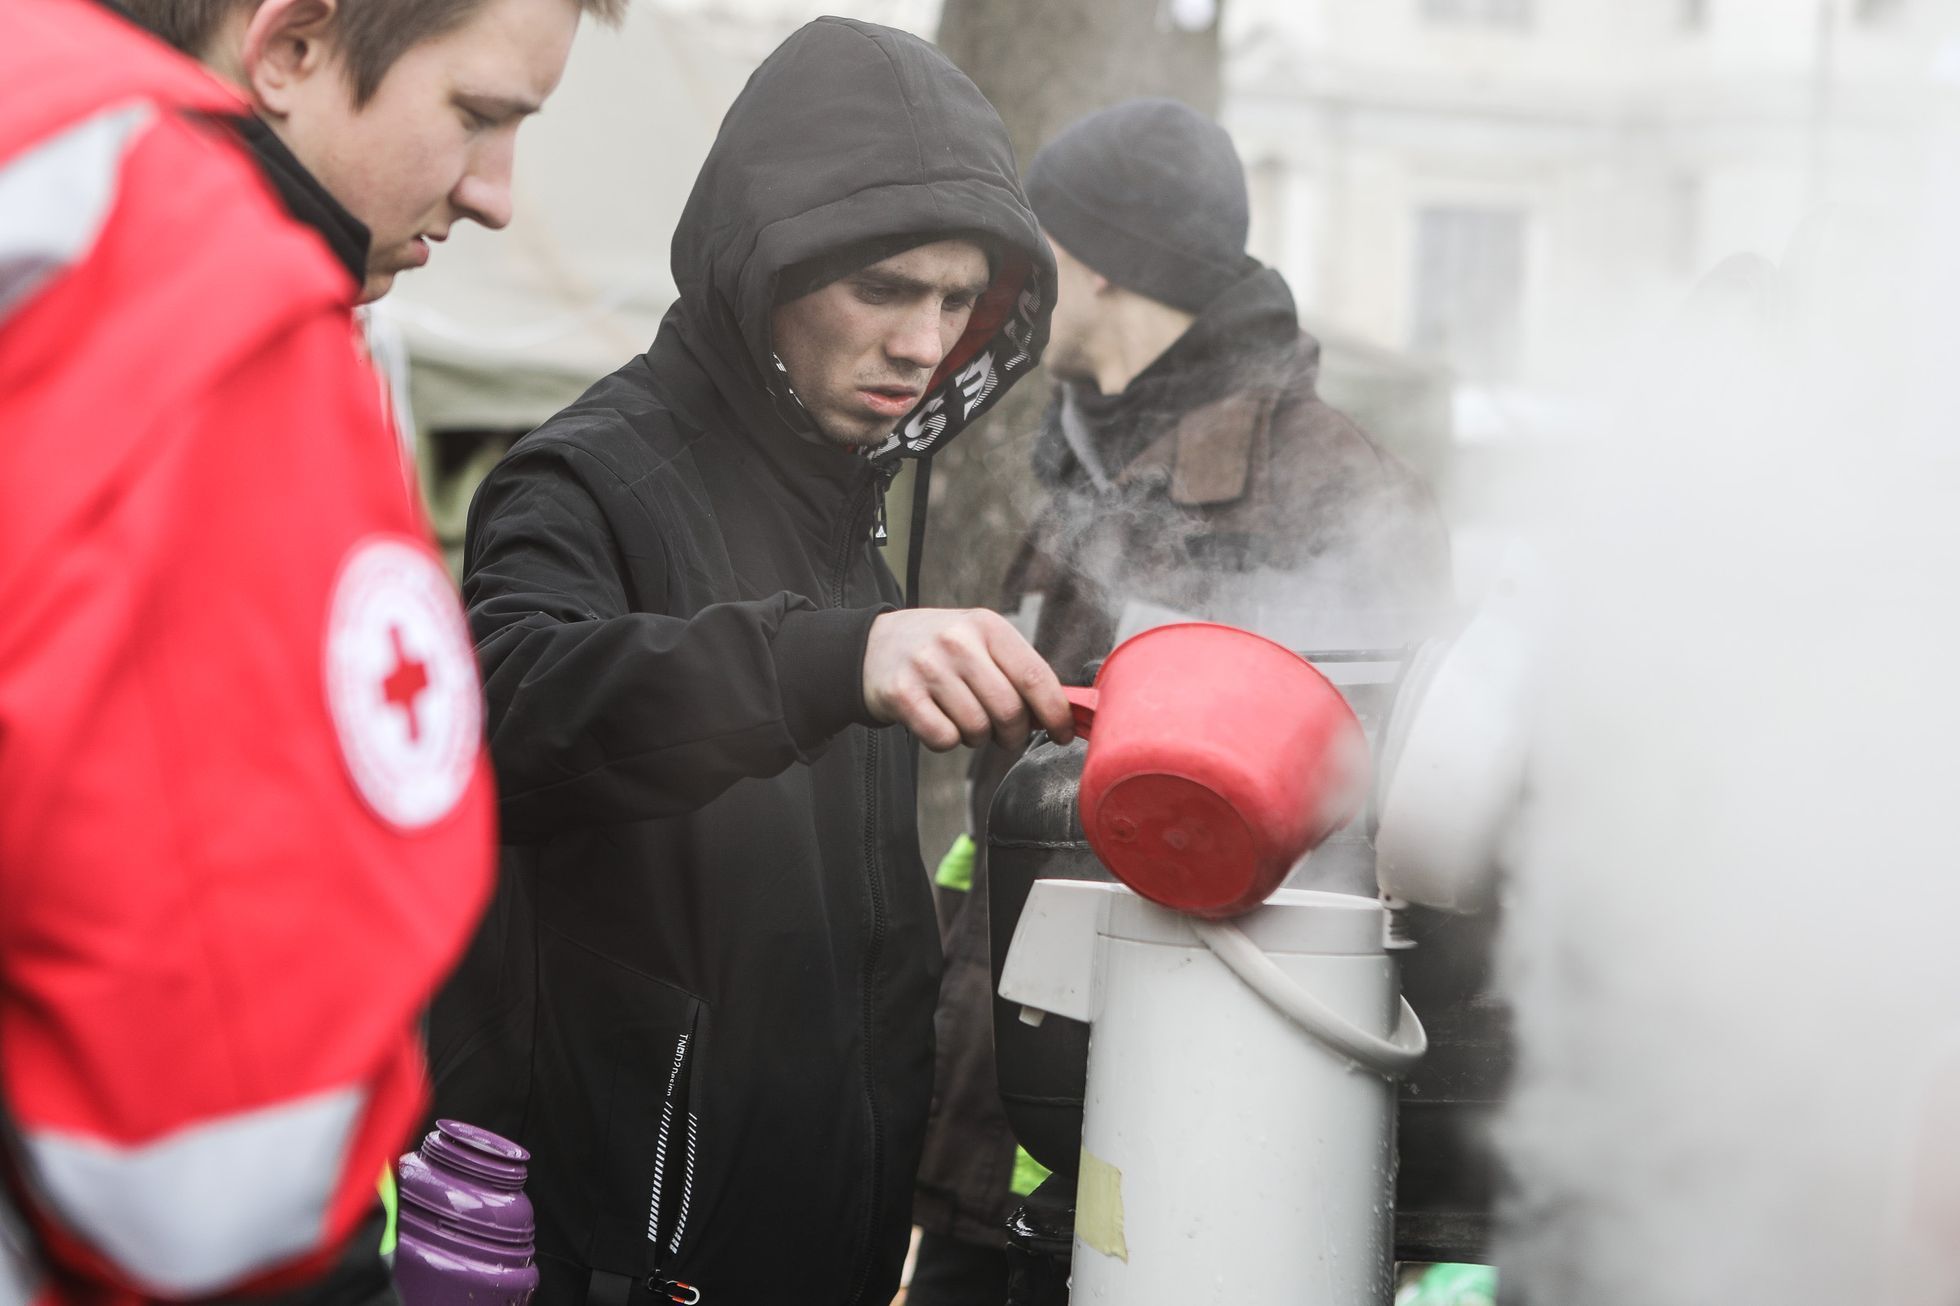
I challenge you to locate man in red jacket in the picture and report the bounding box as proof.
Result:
[0,0,560,1300]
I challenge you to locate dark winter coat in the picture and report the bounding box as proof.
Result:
[911,264,1452,1247]
[427,19,1053,1306]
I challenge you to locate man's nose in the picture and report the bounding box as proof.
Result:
[452,138,516,231]
[887,303,949,371]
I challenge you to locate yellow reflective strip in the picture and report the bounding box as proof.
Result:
[377,1167,398,1258]
[934,833,976,893]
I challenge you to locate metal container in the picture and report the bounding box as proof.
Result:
[989,683,1509,1266]
[988,734,1110,1178]
[1000,881,1419,1305]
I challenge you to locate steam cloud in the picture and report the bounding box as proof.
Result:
[1493,53,1960,1306]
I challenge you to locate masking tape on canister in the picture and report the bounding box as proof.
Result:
[1076,1148,1129,1262]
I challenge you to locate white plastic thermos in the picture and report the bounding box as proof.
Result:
[999,880,1426,1306]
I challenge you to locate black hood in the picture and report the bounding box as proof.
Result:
[669,16,1053,467]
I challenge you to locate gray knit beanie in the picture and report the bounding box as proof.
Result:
[1024,97,1250,314]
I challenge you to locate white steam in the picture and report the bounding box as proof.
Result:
[1494,58,1960,1306]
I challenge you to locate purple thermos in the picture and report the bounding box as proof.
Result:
[394,1119,540,1306]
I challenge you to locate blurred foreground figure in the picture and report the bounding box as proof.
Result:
[908,98,1452,1306]
[0,0,499,1302]
[430,18,1068,1306]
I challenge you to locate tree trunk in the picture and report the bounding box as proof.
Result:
[910,0,1225,865]
[939,0,1223,184]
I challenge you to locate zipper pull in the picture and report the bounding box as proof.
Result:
[872,473,890,547]
[647,1275,701,1304]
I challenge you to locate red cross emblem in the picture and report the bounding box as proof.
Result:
[380,625,431,742]
[327,537,480,830]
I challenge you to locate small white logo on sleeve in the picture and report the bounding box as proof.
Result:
[325,537,481,830]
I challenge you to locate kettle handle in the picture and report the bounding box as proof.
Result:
[1062,686,1097,738]
[1192,919,1428,1077]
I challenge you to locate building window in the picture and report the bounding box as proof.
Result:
[1420,0,1533,27]
[1410,206,1528,383]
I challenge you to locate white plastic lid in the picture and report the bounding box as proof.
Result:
[1104,885,1385,956]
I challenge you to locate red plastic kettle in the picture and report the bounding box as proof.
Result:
[1062,623,1370,918]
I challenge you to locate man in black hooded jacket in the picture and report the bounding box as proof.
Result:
[429,18,1071,1306]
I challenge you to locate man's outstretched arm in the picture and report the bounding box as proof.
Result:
[466,445,1073,843]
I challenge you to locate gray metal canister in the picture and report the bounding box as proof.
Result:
[1001,881,1423,1305]
[987,688,1509,1268]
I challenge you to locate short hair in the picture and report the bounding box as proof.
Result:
[128,0,627,105]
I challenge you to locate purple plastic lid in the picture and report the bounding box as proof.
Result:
[436,1119,530,1162]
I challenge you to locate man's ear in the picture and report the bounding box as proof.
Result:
[241,0,340,117]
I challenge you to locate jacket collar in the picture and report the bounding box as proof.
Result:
[1115,387,1280,508]
[205,111,369,292]
[1035,263,1306,502]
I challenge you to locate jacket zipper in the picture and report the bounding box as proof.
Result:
[834,475,888,1306]
[646,1270,701,1302]
[831,475,876,606]
[645,1035,702,1302]
[841,726,886,1306]
[870,458,903,549]
[649,1276,700,1305]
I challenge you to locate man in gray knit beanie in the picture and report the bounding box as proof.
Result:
[1026,96,1251,317]
[1023,97,1259,409]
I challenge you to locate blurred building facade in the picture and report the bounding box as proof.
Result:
[1225,0,1939,443]
[377,0,1948,571]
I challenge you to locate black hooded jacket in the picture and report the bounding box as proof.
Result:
[428,18,1051,1306]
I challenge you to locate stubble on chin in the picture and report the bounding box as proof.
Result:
[819,421,896,451]
[807,401,898,451]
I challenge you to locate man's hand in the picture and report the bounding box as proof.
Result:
[863,609,1076,752]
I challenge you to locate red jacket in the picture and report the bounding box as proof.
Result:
[0,2,494,1299]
